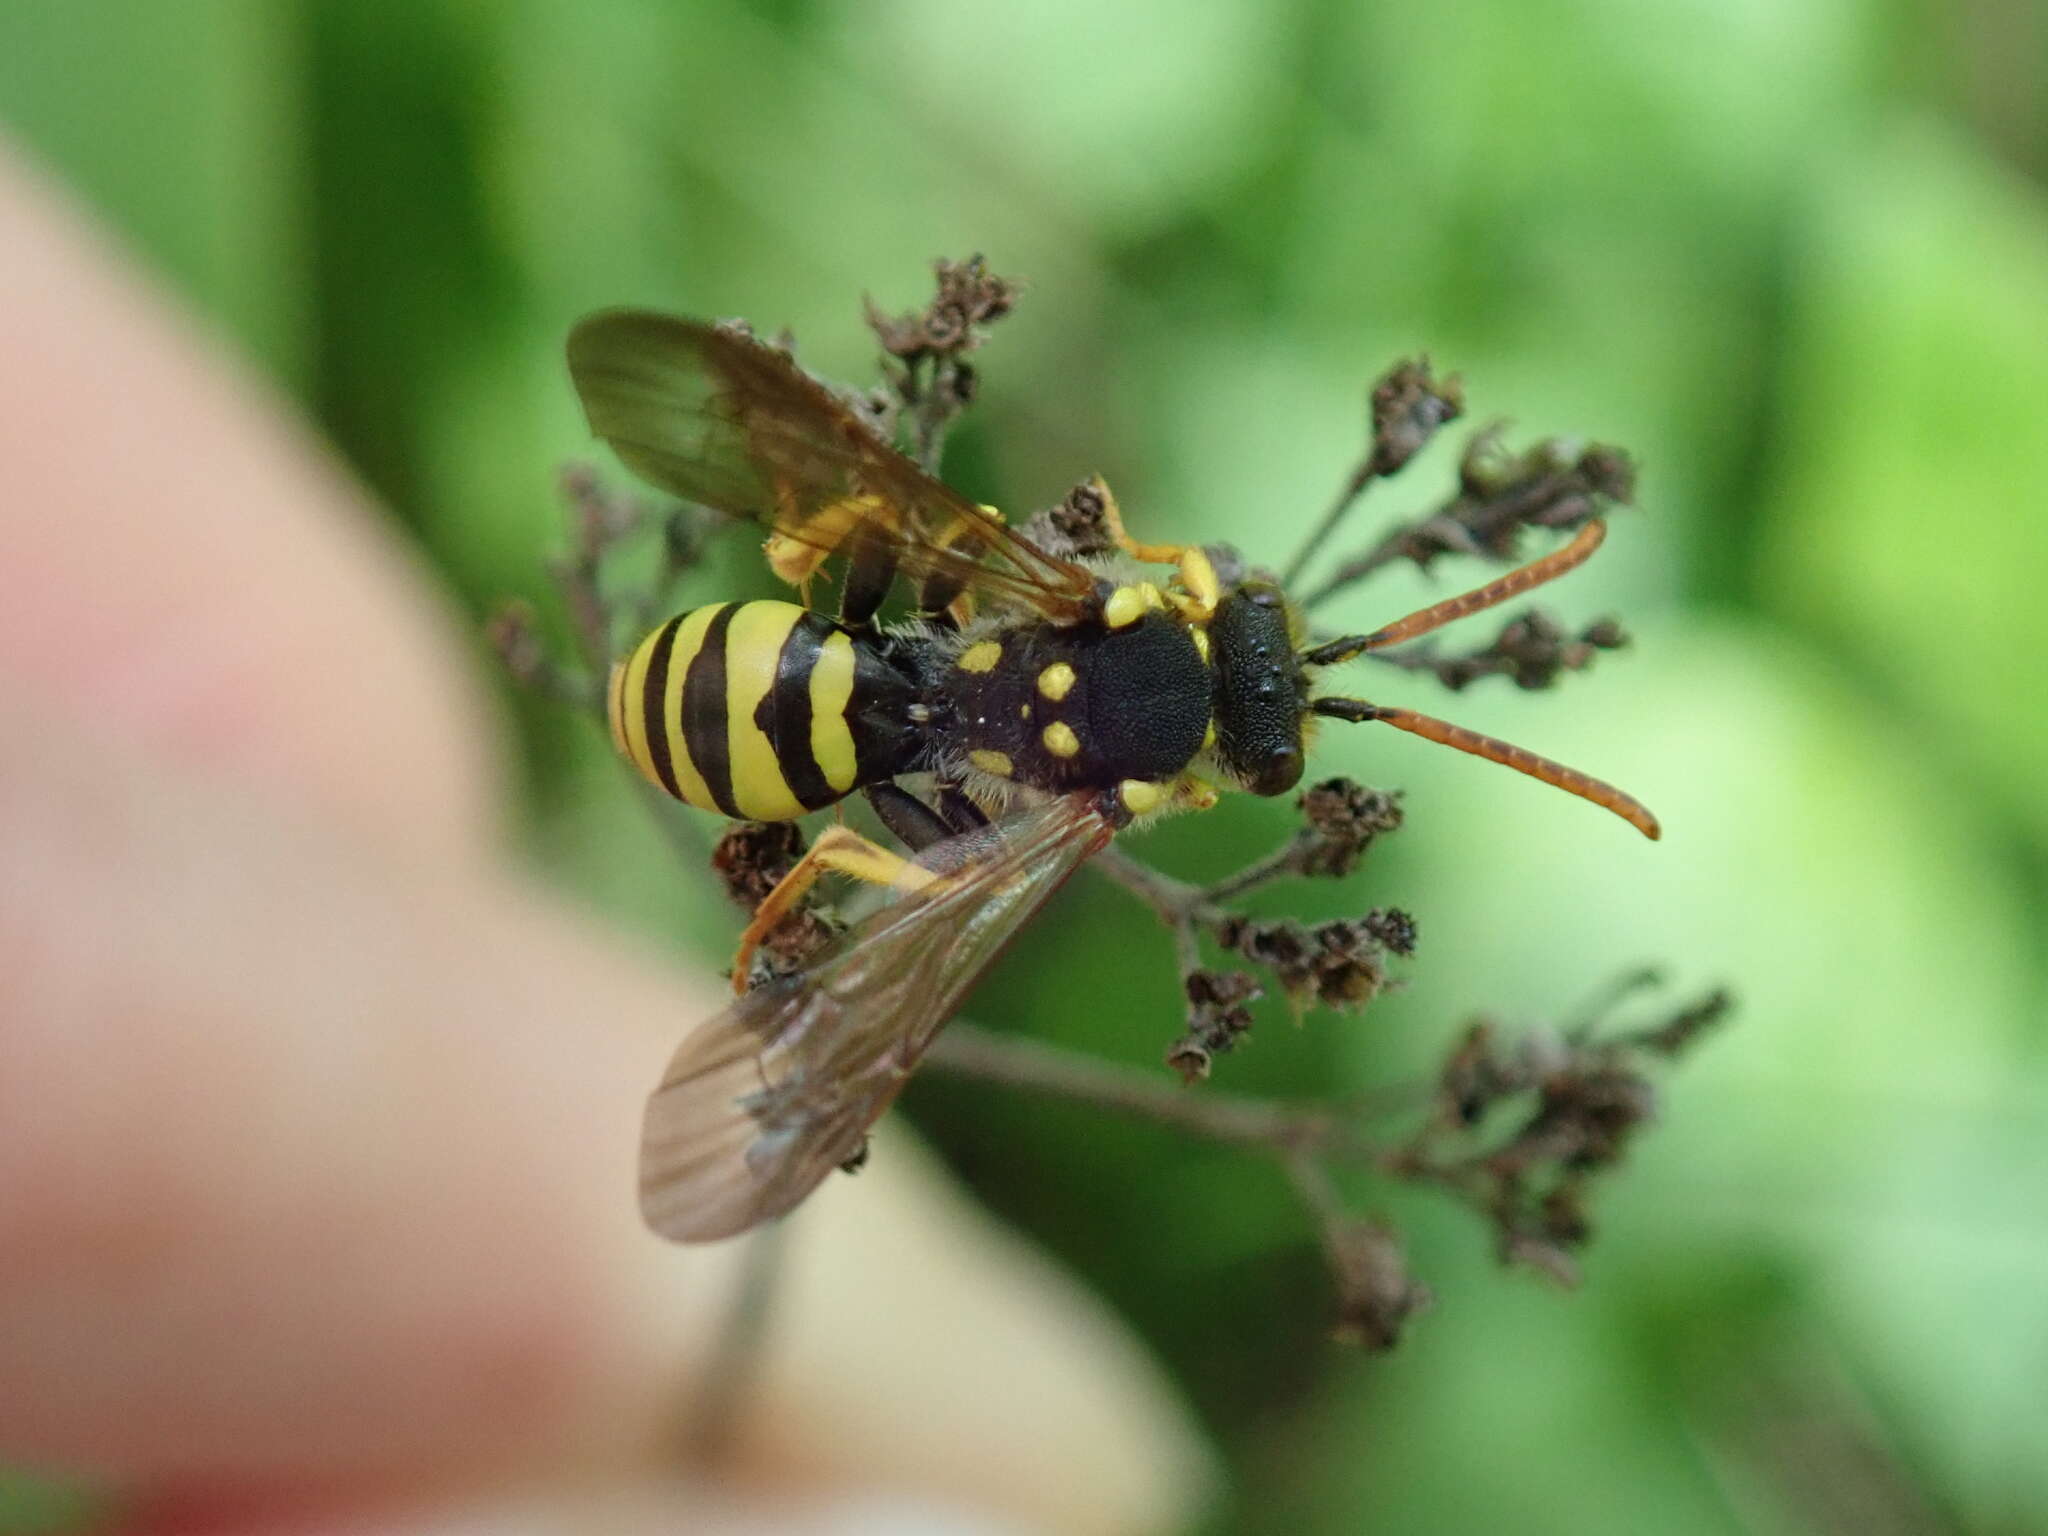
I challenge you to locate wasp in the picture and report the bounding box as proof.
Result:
[566,309,1660,1243]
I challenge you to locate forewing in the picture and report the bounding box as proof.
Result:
[640,794,1116,1241]
[567,309,1098,623]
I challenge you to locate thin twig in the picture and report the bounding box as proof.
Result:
[927,1022,1359,1159]
[1280,460,1377,590]
[1281,357,1464,590]
[682,1223,787,1466]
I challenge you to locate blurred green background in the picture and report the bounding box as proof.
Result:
[5,1,2047,1531]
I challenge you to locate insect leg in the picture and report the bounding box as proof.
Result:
[729,825,937,994]
[838,528,898,631]
[860,780,986,853]
[934,783,991,834]
[863,782,953,851]
[914,507,1002,629]
[1092,477,1220,621]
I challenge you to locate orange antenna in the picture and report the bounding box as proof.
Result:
[1301,520,1608,667]
[1314,697,1660,839]
[1302,520,1658,839]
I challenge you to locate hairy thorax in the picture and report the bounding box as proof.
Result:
[936,607,1213,795]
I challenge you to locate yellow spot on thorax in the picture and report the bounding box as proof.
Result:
[1042,721,1080,759]
[1037,661,1076,701]
[969,749,1014,777]
[1119,779,1165,816]
[1104,586,1146,629]
[957,639,1003,672]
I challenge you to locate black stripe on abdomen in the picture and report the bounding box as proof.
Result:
[640,613,686,799]
[682,603,741,817]
[765,611,838,811]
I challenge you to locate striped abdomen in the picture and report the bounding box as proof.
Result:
[608,600,914,821]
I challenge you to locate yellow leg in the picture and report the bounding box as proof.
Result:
[730,826,937,993]
[1092,477,1221,622]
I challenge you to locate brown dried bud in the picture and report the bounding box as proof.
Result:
[749,909,842,984]
[1021,478,1121,561]
[485,600,545,684]
[1517,1065,1657,1173]
[1327,1220,1434,1351]
[1305,919,1387,1011]
[1539,1181,1593,1248]
[1437,1020,1516,1126]
[1367,357,1465,477]
[1375,606,1635,694]
[1165,1041,1212,1085]
[711,821,807,911]
[1577,443,1636,503]
[1579,615,1628,650]
[1501,1233,1583,1288]
[712,823,842,989]
[866,254,1019,363]
[1297,778,1404,877]
[1216,910,1407,1012]
[1449,435,1638,561]
[1635,987,1733,1058]
[1167,969,1263,1082]
[1363,907,1418,957]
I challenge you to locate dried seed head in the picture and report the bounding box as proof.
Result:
[1022,478,1121,560]
[1437,1020,1516,1126]
[713,822,842,987]
[711,821,807,911]
[1327,1220,1434,1351]
[1297,778,1404,877]
[866,254,1020,362]
[1363,907,1418,957]
[1539,1181,1592,1248]
[1305,920,1388,1011]
[485,600,544,683]
[1544,1067,1658,1171]
[1167,969,1263,1083]
[1636,986,1733,1057]
[1215,912,1406,1013]
[1424,433,1639,565]
[1367,357,1465,477]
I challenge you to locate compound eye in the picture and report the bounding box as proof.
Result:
[1248,743,1304,797]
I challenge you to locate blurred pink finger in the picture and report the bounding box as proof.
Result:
[0,692,1211,1532]
[0,688,698,1486]
[134,1482,1029,1536]
[0,139,498,855]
